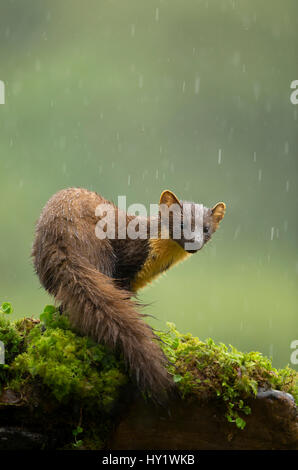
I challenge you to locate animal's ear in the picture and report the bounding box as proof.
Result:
[159,190,181,207]
[211,202,226,224]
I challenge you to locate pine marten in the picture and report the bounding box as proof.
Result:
[32,188,226,400]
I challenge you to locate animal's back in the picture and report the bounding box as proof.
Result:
[32,187,172,401]
[33,187,116,289]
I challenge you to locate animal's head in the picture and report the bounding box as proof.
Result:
[159,190,226,253]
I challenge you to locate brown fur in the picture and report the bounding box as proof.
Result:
[32,187,225,401]
[32,188,172,400]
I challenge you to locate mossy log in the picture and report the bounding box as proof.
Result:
[0,385,297,450]
[0,312,297,450]
[109,390,298,450]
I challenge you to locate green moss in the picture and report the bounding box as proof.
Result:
[9,308,128,411]
[157,323,298,429]
[0,306,297,438]
[0,315,23,388]
[0,306,129,448]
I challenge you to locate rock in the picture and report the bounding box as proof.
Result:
[0,386,297,449]
[1,314,297,450]
[0,426,46,450]
[109,390,298,450]
[0,388,22,406]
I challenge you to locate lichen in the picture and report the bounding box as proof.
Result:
[157,322,298,429]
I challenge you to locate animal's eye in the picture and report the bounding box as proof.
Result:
[203,226,209,233]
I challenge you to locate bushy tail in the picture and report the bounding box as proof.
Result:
[48,253,173,400]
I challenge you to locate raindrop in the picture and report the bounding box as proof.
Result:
[12,80,23,96]
[128,175,131,186]
[253,82,261,100]
[286,180,290,192]
[194,77,200,94]
[228,127,234,141]
[138,75,143,89]
[182,81,186,93]
[155,7,159,22]
[35,59,41,72]
[218,148,222,165]
[253,151,257,162]
[232,51,240,67]
[233,226,240,240]
[59,136,66,150]
[130,24,135,37]
[258,169,262,182]
[270,227,274,241]
[269,344,274,359]
[284,141,289,155]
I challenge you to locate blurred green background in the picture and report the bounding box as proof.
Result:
[0,0,297,369]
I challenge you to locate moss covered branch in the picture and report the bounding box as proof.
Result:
[0,304,297,450]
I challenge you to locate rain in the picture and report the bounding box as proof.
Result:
[0,0,297,378]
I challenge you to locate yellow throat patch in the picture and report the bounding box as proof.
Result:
[131,238,190,292]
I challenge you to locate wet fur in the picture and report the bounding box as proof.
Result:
[32,187,225,401]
